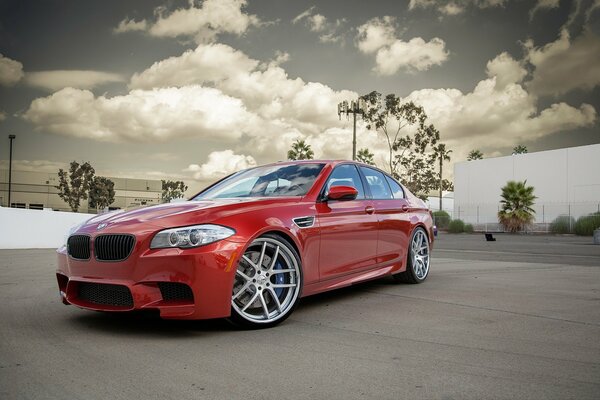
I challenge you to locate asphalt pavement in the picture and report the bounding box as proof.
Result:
[1,234,599,399]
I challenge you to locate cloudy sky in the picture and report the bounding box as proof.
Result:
[0,0,599,193]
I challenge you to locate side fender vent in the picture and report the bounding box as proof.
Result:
[293,216,315,228]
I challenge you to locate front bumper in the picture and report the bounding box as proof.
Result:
[56,238,245,320]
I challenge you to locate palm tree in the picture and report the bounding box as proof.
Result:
[498,180,537,232]
[512,145,528,154]
[467,149,483,161]
[287,139,314,160]
[432,143,452,211]
[356,148,375,165]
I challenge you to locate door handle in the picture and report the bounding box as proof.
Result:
[401,204,409,212]
[365,206,375,214]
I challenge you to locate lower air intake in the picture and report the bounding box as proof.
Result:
[77,282,134,307]
[158,282,194,302]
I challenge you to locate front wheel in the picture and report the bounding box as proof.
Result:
[393,227,430,284]
[228,234,302,329]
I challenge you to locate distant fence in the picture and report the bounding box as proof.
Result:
[0,206,93,249]
[434,202,600,233]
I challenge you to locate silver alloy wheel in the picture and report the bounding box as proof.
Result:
[411,229,430,280]
[232,237,301,324]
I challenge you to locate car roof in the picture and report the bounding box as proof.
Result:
[266,159,372,168]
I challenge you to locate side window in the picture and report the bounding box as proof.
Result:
[385,176,405,199]
[325,164,365,199]
[359,167,393,200]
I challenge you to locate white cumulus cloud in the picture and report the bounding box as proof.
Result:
[356,17,448,75]
[115,0,262,43]
[23,86,256,142]
[129,43,258,89]
[185,150,256,181]
[524,29,600,96]
[486,52,528,89]
[0,54,24,86]
[405,75,596,158]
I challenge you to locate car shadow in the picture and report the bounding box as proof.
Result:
[297,276,398,311]
[66,309,233,337]
[65,277,403,335]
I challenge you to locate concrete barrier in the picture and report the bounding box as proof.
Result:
[0,207,93,249]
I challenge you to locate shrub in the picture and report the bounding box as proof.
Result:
[574,213,600,236]
[433,210,451,229]
[448,219,465,233]
[550,215,574,234]
[464,224,474,233]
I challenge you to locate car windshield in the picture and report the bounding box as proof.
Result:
[193,163,326,200]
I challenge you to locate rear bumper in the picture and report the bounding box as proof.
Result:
[56,239,245,320]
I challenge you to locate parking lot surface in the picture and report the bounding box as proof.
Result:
[1,234,599,399]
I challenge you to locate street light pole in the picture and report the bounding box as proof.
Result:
[338,99,366,161]
[8,134,16,207]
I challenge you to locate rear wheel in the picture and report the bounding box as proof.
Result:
[393,227,430,284]
[228,234,302,329]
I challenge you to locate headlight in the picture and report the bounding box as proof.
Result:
[150,224,235,249]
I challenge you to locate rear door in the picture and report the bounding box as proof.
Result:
[358,167,411,268]
[316,164,379,280]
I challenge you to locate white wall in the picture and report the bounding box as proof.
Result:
[0,207,93,249]
[454,144,600,224]
[426,195,455,217]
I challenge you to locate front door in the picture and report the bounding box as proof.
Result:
[316,164,379,281]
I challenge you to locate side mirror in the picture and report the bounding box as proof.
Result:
[327,185,358,201]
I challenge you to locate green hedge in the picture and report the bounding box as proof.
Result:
[550,215,575,234]
[574,213,600,236]
[448,219,465,233]
[464,223,474,233]
[432,210,451,230]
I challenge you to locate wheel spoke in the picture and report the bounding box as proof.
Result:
[232,282,251,300]
[268,246,280,271]
[236,269,252,282]
[258,292,269,318]
[257,241,267,269]
[272,283,296,288]
[267,288,282,312]
[270,269,295,274]
[241,291,259,312]
[242,255,257,268]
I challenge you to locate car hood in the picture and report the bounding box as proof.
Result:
[79,198,298,232]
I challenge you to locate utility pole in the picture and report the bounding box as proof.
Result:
[338,98,366,161]
[8,135,16,207]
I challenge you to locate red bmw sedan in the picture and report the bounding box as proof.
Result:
[57,160,434,328]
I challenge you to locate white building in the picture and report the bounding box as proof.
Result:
[0,169,164,213]
[453,143,600,228]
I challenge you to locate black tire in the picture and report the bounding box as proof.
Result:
[393,227,430,284]
[227,233,303,329]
